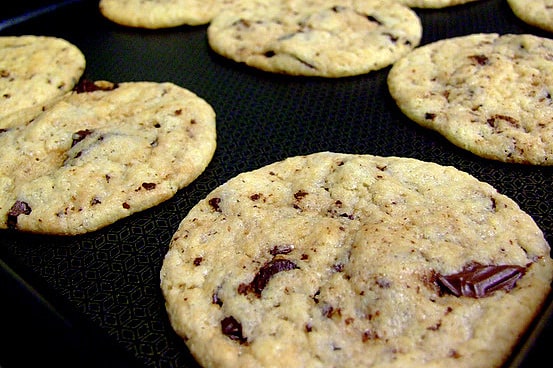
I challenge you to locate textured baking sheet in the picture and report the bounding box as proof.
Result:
[0,0,552,367]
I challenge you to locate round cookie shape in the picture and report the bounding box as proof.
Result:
[0,35,86,129]
[0,81,216,235]
[207,0,422,77]
[99,0,237,28]
[507,0,553,33]
[395,0,483,8]
[160,152,553,368]
[388,33,553,165]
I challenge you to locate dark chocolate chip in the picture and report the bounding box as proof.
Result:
[74,79,118,93]
[269,244,294,255]
[208,197,222,212]
[221,316,246,343]
[7,200,32,228]
[71,129,94,147]
[469,54,489,65]
[142,182,156,190]
[249,258,299,296]
[437,263,526,298]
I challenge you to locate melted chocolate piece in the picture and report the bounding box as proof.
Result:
[221,316,246,343]
[437,263,526,298]
[7,200,32,229]
[249,258,299,296]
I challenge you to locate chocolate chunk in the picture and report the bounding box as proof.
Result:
[383,32,398,43]
[437,263,526,298]
[74,79,117,93]
[249,258,299,296]
[208,197,222,212]
[221,316,246,343]
[487,114,520,129]
[264,50,276,58]
[367,15,382,25]
[212,291,223,306]
[71,129,94,147]
[469,54,489,65]
[269,244,294,255]
[294,190,308,200]
[142,182,156,190]
[7,200,32,229]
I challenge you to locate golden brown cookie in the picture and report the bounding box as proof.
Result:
[0,35,86,129]
[388,33,553,165]
[207,0,422,77]
[0,81,216,235]
[161,152,553,368]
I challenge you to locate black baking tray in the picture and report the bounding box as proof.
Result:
[0,0,552,367]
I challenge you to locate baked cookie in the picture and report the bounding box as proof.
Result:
[0,35,86,129]
[0,81,216,235]
[388,33,553,165]
[395,0,483,8]
[207,0,422,77]
[99,0,237,28]
[160,151,553,368]
[507,0,553,33]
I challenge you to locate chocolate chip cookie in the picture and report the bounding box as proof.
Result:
[161,152,553,368]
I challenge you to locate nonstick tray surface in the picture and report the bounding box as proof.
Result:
[1,0,552,367]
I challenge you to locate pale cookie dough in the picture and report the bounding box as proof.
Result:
[161,151,553,368]
[388,33,553,165]
[508,0,553,33]
[207,0,422,77]
[0,81,216,235]
[99,0,238,28]
[0,35,86,129]
[395,0,483,8]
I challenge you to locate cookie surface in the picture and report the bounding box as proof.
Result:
[0,81,216,235]
[507,0,553,33]
[395,0,483,8]
[160,151,553,368]
[388,33,553,165]
[99,0,236,28]
[207,0,422,77]
[0,35,86,129]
